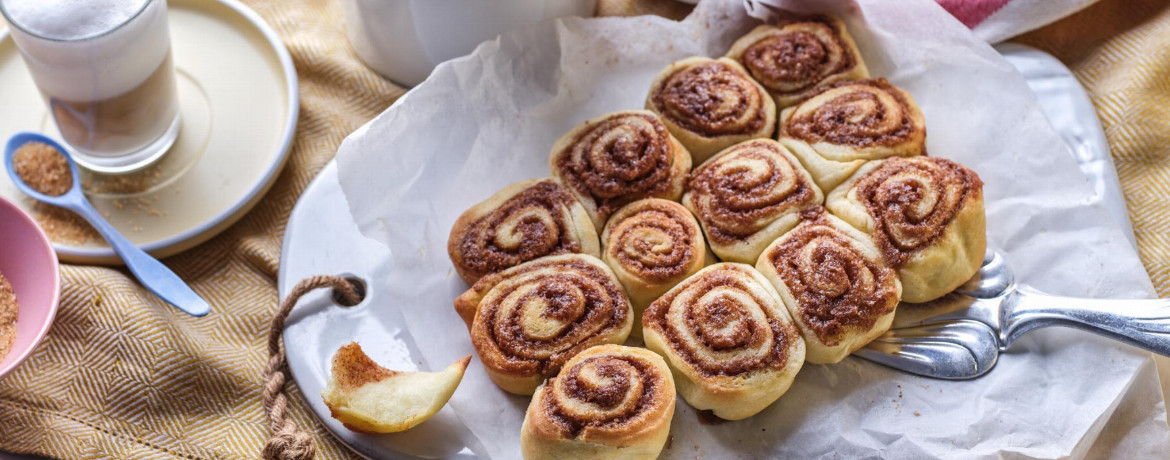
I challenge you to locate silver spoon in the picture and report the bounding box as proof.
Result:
[5,132,210,317]
[854,251,1170,379]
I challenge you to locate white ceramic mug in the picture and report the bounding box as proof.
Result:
[340,0,597,86]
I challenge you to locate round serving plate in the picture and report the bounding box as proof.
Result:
[0,0,298,265]
[277,44,1135,459]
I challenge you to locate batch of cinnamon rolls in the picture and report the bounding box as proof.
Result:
[447,14,986,460]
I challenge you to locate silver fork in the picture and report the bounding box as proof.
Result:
[854,251,1170,379]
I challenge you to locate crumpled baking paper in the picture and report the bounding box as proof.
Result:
[336,0,1170,458]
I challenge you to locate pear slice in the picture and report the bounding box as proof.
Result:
[322,342,471,433]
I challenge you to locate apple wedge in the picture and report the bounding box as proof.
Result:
[322,342,471,433]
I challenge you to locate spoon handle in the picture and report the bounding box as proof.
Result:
[1001,289,1170,356]
[70,199,210,317]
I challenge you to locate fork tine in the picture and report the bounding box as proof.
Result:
[855,319,1001,380]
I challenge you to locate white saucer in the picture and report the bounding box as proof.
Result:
[278,44,1132,460]
[0,0,298,265]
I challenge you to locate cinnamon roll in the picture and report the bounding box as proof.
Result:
[826,156,985,303]
[779,78,926,192]
[646,57,777,164]
[448,178,601,284]
[602,198,714,337]
[453,254,633,395]
[550,110,692,230]
[521,344,675,460]
[682,138,823,264]
[756,208,901,364]
[726,16,869,109]
[642,263,805,420]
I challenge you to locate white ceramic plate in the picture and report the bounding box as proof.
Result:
[0,0,298,264]
[277,44,1130,460]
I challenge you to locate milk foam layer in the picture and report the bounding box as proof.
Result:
[3,0,149,39]
[2,0,171,101]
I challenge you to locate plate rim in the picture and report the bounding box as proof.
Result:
[0,0,300,264]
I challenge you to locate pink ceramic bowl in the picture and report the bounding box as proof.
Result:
[0,195,59,379]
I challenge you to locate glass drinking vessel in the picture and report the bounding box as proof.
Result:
[0,0,180,173]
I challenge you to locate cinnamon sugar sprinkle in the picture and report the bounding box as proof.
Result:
[0,271,17,362]
[13,142,72,196]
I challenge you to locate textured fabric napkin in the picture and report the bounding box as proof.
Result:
[0,1,404,458]
[1016,0,1170,407]
[1,0,1168,459]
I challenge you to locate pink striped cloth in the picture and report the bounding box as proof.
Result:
[933,0,1100,42]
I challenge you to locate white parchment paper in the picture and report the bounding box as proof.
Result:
[336,0,1170,458]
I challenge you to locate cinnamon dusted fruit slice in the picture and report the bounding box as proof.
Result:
[321,342,471,433]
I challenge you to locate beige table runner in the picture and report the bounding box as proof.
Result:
[0,0,403,458]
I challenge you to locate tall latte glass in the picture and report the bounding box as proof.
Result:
[1,0,180,173]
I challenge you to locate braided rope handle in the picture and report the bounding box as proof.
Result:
[262,275,359,460]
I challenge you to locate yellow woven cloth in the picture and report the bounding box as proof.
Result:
[1017,0,1170,416]
[0,0,404,458]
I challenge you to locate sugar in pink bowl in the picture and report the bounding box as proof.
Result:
[0,195,60,379]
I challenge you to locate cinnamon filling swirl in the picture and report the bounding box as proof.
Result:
[854,157,982,266]
[741,17,856,94]
[651,61,768,137]
[783,78,917,147]
[473,258,630,378]
[644,266,793,377]
[455,181,583,277]
[606,201,701,283]
[768,210,898,342]
[687,140,818,243]
[554,113,683,219]
[542,355,660,436]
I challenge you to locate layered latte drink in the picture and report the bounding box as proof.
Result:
[1,0,180,173]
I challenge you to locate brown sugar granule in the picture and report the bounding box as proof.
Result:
[13,142,72,196]
[0,271,17,362]
[32,202,100,245]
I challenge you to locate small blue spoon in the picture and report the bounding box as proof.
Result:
[4,132,210,317]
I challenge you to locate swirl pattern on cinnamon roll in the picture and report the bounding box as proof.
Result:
[521,345,676,460]
[642,263,805,420]
[726,16,869,108]
[454,254,633,395]
[826,156,985,303]
[448,178,600,284]
[602,198,713,336]
[551,110,692,230]
[682,139,822,264]
[756,208,901,364]
[646,57,776,164]
[779,78,926,193]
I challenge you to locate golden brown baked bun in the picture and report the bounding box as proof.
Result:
[778,78,926,192]
[826,156,985,303]
[646,57,777,164]
[726,16,869,109]
[550,110,692,230]
[755,208,901,364]
[453,254,633,395]
[642,263,806,420]
[448,178,600,284]
[601,198,714,337]
[682,138,823,264]
[521,344,676,460]
[321,342,470,434]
